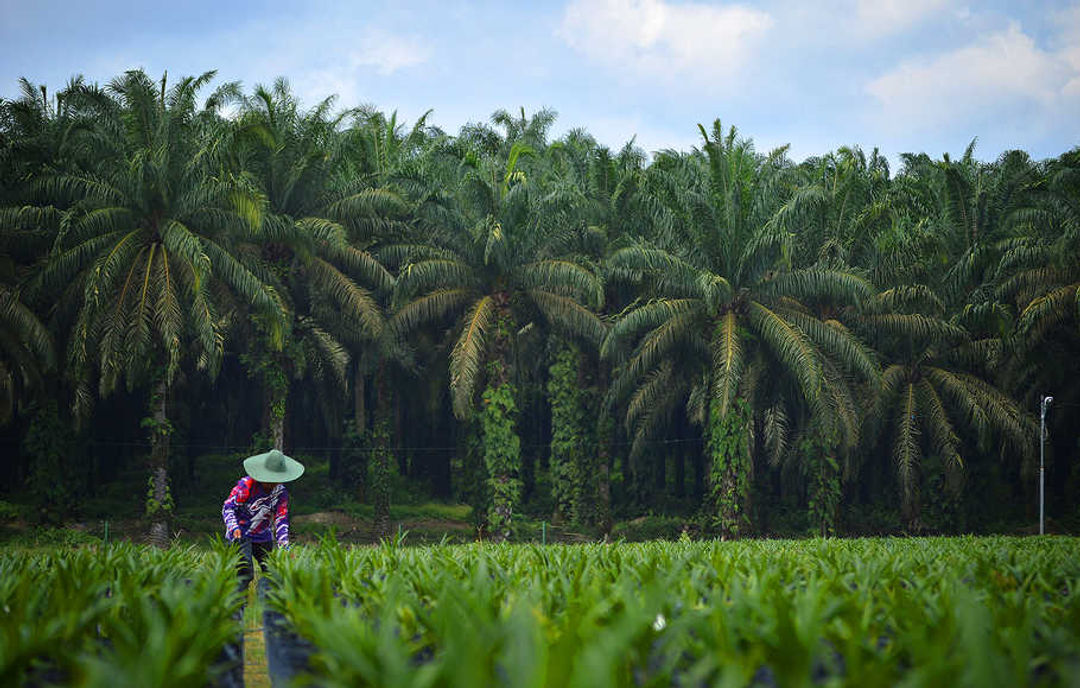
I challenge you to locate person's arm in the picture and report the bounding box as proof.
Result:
[222,477,251,540]
[273,487,291,549]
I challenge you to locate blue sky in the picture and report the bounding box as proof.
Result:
[2,0,1078,166]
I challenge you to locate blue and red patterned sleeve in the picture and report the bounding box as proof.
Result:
[273,487,290,548]
[222,477,252,539]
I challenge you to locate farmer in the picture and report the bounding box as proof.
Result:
[222,448,305,590]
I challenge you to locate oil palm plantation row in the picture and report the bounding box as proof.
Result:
[1,70,1077,539]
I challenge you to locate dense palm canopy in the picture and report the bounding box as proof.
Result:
[224,80,400,448]
[7,71,286,544]
[603,123,878,534]
[1,69,1078,539]
[393,136,605,418]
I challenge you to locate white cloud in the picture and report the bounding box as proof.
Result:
[577,113,699,156]
[348,30,430,76]
[1053,5,1080,99]
[558,0,772,85]
[854,0,951,37]
[245,26,431,109]
[865,22,1078,132]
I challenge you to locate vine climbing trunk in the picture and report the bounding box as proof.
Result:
[147,378,172,549]
[258,356,288,451]
[482,300,521,543]
[595,364,614,536]
[804,428,841,537]
[371,362,393,541]
[707,397,751,539]
[270,387,286,450]
[548,343,582,525]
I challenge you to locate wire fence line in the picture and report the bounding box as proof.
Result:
[63,435,707,455]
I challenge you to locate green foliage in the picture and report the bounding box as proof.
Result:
[0,544,242,685]
[241,349,290,424]
[0,500,21,521]
[144,474,174,520]
[547,343,592,524]
[454,418,490,528]
[3,68,1078,538]
[22,401,77,524]
[801,431,841,537]
[139,413,174,439]
[263,537,1080,687]
[480,375,521,541]
[340,419,368,498]
[370,418,394,540]
[707,397,751,538]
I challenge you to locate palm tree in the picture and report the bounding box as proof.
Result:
[605,121,876,537]
[540,134,649,529]
[229,80,400,449]
[994,149,1080,489]
[768,146,892,533]
[997,149,1080,364]
[392,123,605,541]
[857,284,1035,528]
[0,77,101,206]
[783,145,892,271]
[0,285,54,424]
[29,70,282,546]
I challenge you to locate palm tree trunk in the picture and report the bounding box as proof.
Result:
[595,364,614,536]
[483,303,521,542]
[260,360,288,450]
[353,363,367,433]
[707,397,751,539]
[596,414,613,536]
[371,362,393,542]
[147,379,171,548]
[270,390,285,450]
[548,343,579,524]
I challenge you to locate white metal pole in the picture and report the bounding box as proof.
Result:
[1040,396,1053,535]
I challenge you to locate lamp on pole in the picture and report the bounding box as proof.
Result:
[1040,395,1053,535]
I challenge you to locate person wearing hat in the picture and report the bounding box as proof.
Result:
[222,448,305,590]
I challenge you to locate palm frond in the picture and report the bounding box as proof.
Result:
[515,259,603,308]
[390,288,473,336]
[859,313,968,344]
[916,379,963,475]
[308,257,384,339]
[0,287,55,369]
[783,310,879,385]
[601,298,701,359]
[527,289,606,346]
[710,310,744,416]
[762,269,873,306]
[626,361,675,435]
[748,301,822,405]
[449,295,494,419]
[396,259,477,302]
[894,382,920,502]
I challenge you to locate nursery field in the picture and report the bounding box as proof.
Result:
[3,537,1080,687]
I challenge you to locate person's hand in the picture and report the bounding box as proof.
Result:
[231,528,242,541]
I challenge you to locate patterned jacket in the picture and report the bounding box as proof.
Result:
[222,476,290,547]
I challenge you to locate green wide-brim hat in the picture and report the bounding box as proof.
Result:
[244,449,305,483]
